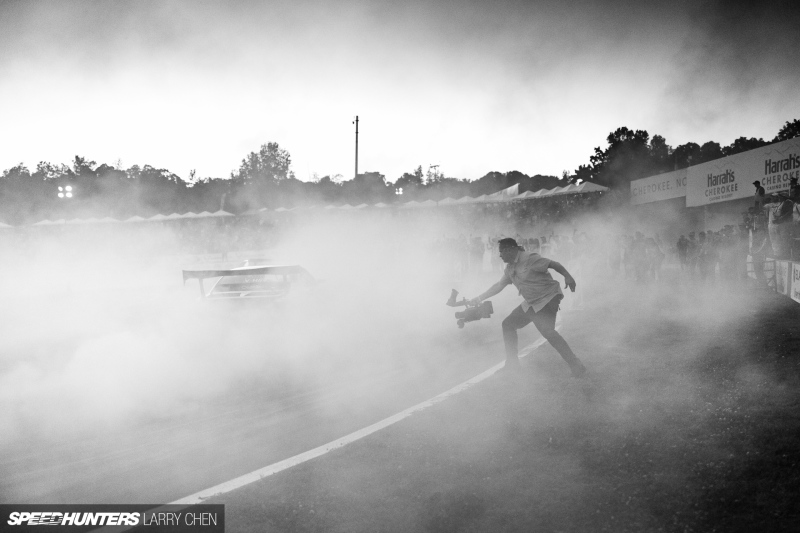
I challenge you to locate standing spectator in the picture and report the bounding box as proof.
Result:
[608,235,622,277]
[646,237,665,280]
[768,192,794,259]
[631,232,648,281]
[470,236,484,272]
[677,235,689,270]
[753,180,766,209]
[540,236,552,257]
[686,232,699,276]
[622,235,634,279]
[482,238,494,272]
[718,226,739,283]
[697,232,716,281]
[750,230,771,287]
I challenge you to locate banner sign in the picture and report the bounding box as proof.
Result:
[686,137,800,207]
[0,504,224,533]
[792,263,800,305]
[775,260,791,295]
[630,168,688,205]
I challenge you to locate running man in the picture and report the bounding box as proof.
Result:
[469,238,586,377]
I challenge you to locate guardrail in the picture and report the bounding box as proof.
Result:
[747,255,800,303]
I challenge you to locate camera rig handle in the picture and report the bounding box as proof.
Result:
[446,289,469,308]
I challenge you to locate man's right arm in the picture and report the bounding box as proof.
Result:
[471,275,510,304]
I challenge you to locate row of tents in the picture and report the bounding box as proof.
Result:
[27,210,235,227]
[242,181,609,214]
[7,182,609,228]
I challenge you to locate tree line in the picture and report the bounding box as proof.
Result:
[1,120,797,225]
[572,119,800,189]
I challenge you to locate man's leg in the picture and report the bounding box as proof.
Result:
[501,305,532,367]
[530,297,586,377]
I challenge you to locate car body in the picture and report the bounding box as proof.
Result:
[182,261,315,300]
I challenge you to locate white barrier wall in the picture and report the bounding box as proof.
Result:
[776,260,791,296]
[745,257,799,303]
[630,168,688,205]
[630,137,800,207]
[686,137,800,207]
[792,263,800,305]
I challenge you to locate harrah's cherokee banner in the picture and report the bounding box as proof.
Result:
[686,137,800,207]
[0,504,224,533]
[629,168,688,205]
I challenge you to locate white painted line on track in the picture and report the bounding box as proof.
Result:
[169,334,551,505]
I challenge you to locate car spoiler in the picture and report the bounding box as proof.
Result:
[182,265,309,298]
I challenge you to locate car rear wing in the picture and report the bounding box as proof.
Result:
[182,265,309,298]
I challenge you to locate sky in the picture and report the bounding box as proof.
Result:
[1,0,798,183]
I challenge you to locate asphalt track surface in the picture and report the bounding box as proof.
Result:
[2,350,507,504]
[0,282,523,505]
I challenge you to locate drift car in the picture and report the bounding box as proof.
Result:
[182,261,315,300]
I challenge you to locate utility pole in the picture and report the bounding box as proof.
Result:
[353,115,359,179]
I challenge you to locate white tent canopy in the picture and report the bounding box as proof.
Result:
[25,181,611,228]
[121,210,236,222]
[486,183,519,202]
[572,181,609,193]
[261,182,606,213]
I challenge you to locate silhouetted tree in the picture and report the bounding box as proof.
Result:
[311,175,343,204]
[649,135,672,170]
[394,166,425,198]
[0,164,33,224]
[722,137,769,157]
[231,142,293,185]
[671,143,699,169]
[698,141,724,164]
[576,127,663,189]
[774,119,800,142]
[229,142,294,210]
[341,172,393,205]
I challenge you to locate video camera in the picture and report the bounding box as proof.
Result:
[446,289,493,329]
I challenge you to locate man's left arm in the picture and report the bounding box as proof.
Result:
[548,260,576,292]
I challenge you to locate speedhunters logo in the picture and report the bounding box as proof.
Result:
[1,505,223,532]
[7,512,140,526]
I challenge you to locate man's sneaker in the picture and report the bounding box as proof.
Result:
[570,362,587,378]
